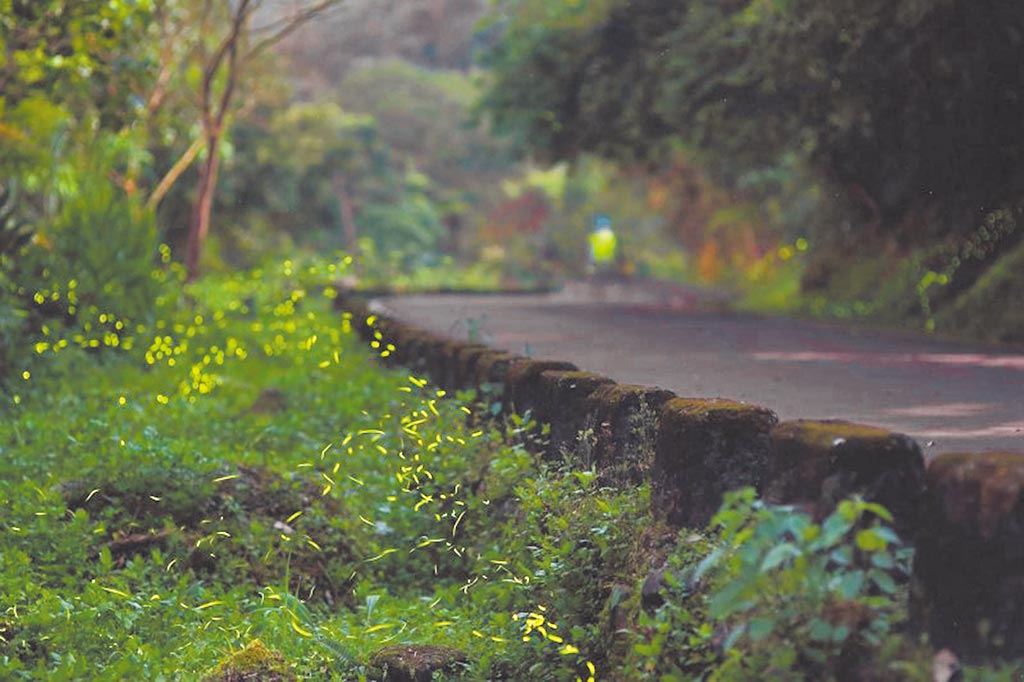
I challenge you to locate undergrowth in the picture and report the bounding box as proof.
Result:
[1,255,1021,680]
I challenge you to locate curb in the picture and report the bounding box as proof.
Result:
[336,289,1024,660]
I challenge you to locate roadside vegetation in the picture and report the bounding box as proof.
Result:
[1,1,1022,678]
[0,255,1019,679]
[476,0,1024,343]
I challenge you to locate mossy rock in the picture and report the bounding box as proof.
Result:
[347,306,375,341]
[585,384,676,484]
[504,358,578,415]
[426,340,480,390]
[417,337,454,387]
[913,451,1024,660]
[473,351,520,386]
[451,344,495,391]
[766,419,925,536]
[439,341,489,390]
[386,324,428,366]
[534,370,616,461]
[368,644,467,681]
[653,398,777,527]
[400,329,445,375]
[332,290,366,316]
[207,639,295,682]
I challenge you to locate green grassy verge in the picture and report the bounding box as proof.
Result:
[1,258,1020,680]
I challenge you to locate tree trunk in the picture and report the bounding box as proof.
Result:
[185,134,221,281]
[334,176,357,251]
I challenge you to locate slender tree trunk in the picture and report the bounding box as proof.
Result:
[185,135,221,281]
[178,0,339,280]
[334,175,357,251]
[147,137,205,211]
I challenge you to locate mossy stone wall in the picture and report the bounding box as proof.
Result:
[767,419,926,536]
[653,398,778,527]
[336,289,1024,659]
[913,452,1024,660]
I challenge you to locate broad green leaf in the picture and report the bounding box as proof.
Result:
[808,617,833,642]
[855,528,887,552]
[760,542,800,571]
[748,617,774,642]
[838,570,865,599]
[872,571,898,595]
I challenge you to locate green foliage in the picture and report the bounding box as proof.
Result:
[0,255,602,679]
[338,59,516,194]
[481,0,1024,242]
[698,489,913,680]
[626,491,936,681]
[2,253,1023,679]
[0,0,155,124]
[479,0,1024,338]
[0,0,158,228]
[23,174,160,321]
[217,102,383,256]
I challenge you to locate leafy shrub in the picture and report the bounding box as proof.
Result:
[696,489,912,680]
[627,490,930,680]
[18,171,163,324]
[0,143,174,387]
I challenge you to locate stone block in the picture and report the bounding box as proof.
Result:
[401,329,444,376]
[913,451,1024,660]
[473,351,520,386]
[653,398,777,527]
[421,337,458,391]
[534,370,616,460]
[387,325,427,366]
[585,384,676,484]
[766,419,925,535]
[504,358,578,416]
[368,645,467,682]
[450,343,492,391]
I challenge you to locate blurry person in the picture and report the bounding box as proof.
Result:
[587,214,617,276]
[587,213,618,300]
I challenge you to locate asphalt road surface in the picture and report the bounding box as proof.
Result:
[376,281,1024,457]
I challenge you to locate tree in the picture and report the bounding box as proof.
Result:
[478,0,1024,245]
[163,0,341,280]
[215,101,385,260]
[0,0,157,216]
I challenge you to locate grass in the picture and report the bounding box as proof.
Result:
[2,255,1022,680]
[0,257,620,679]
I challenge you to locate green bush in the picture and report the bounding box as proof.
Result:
[19,172,163,323]
[0,146,173,385]
[632,489,923,681]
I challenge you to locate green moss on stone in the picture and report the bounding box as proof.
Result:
[774,419,893,449]
[767,419,925,532]
[654,398,777,527]
[663,397,777,422]
[368,644,467,682]
[208,639,295,682]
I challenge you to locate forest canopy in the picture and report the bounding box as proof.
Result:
[479,0,1024,243]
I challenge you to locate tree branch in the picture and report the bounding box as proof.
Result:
[245,0,341,58]
[146,136,205,210]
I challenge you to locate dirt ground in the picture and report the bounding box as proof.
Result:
[376,280,1024,457]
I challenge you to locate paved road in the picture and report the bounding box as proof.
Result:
[376,281,1024,456]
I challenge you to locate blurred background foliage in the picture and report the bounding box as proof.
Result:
[478,0,1024,341]
[1,0,1023,374]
